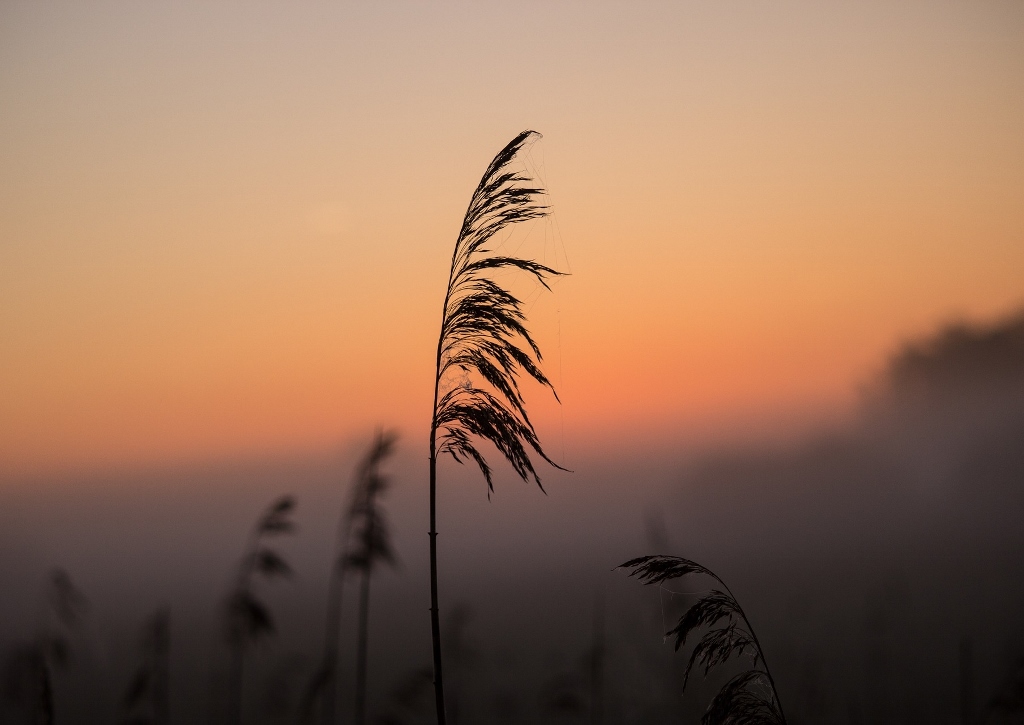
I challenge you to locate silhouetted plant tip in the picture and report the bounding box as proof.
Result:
[345,430,399,574]
[225,494,297,725]
[427,129,568,725]
[619,555,787,725]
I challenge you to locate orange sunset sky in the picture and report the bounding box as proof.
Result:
[2,2,1023,475]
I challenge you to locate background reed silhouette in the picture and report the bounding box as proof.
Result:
[224,495,297,725]
[346,431,399,725]
[303,471,351,725]
[620,555,787,725]
[305,431,398,725]
[426,129,566,724]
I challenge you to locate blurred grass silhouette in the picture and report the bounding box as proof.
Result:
[224,495,297,725]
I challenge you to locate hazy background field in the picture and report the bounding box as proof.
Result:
[2,2,1023,723]
[3,311,1023,724]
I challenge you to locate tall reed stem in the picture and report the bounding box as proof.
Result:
[428,130,562,725]
[320,512,351,725]
[429,327,448,725]
[227,526,259,725]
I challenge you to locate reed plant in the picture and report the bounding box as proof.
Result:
[346,431,399,725]
[427,129,566,724]
[620,555,787,725]
[307,432,398,725]
[224,495,297,725]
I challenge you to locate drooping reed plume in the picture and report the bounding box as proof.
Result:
[2,569,88,725]
[427,129,566,724]
[224,495,297,725]
[619,555,787,725]
[119,608,170,725]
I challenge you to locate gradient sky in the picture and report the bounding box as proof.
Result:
[2,1,1023,475]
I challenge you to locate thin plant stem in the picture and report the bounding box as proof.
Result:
[225,497,295,725]
[428,256,456,725]
[227,525,261,725]
[321,508,353,725]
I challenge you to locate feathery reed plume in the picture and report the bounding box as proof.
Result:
[347,430,399,725]
[619,555,787,725]
[224,495,297,725]
[307,431,399,725]
[120,608,170,725]
[2,569,88,725]
[427,129,566,724]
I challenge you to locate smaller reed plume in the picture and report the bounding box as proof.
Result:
[308,431,398,725]
[619,555,787,725]
[224,495,297,725]
[346,430,399,725]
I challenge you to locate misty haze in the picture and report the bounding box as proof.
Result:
[3,3,1024,725]
[3,311,1023,724]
